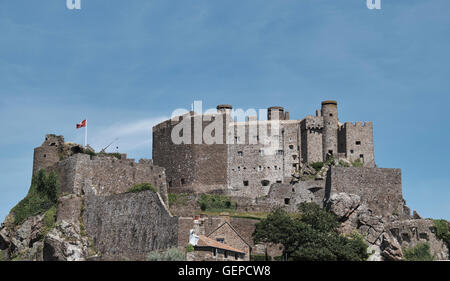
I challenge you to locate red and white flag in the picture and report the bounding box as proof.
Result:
[76,119,87,129]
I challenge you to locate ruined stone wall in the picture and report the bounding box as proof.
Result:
[33,134,65,174]
[51,153,168,205]
[327,167,405,218]
[83,191,178,260]
[340,122,375,167]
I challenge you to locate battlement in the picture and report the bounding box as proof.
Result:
[342,121,373,128]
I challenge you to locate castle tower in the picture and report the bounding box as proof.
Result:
[321,100,338,161]
[268,106,285,120]
[33,134,65,174]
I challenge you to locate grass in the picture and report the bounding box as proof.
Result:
[352,159,364,167]
[39,205,57,240]
[168,193,190,207]
[11,169,59,225]
[126,183,157,194]
[196,210,269,220]
[198,194,237,212]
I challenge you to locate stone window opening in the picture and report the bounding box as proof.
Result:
[350,150,354,154]
[216,238,225,244]
[181,178,186,185]
[328,150,333,155]
[237,151,243,157]
[43,154,47,158]
[169,180,173,187]
[360,154,364,159]
[356,141,361,145]
[274,165,278,170]
[329,113,333,117]
[292,155,297,160]
[213,249,217,257]
[284,198,290,205]
[289,145,294,150]
[238,166,241,171]
[292,188,295,192]
[276,180,282,183]
[243,180,249,187]
[261,180,270,186]
[277,150,284,156]
[258,166,263,172]
[259,149,264,156]
[235,253,238,260]
[224,251,228,259]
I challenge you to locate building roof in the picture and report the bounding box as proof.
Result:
[207,221,252,249]
[196,235,246,254]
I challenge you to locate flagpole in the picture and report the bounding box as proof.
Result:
[85,119,88,147]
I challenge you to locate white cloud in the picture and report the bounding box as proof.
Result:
[89,116,168,159]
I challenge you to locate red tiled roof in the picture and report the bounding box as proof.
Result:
[196,235,245,254]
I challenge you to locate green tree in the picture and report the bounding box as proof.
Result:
[403,242,434,261]
[252,202,369,261]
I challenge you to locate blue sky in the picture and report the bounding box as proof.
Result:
[0,0,449,221]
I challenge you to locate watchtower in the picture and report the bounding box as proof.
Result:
[321,100,338,161]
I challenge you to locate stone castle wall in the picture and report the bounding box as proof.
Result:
[326,167,406,218]
[83,191,178,260]
[50,153,168,205]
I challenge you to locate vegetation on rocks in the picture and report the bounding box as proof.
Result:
[433,219,450,248]
[11,169,59,225]
[198,194,237,212]
[147,247,185,261]
[403,242,434,261]
[252,202,369,261]
[351,159,364,167]
[126,183,157,194]
[168,193,190,207]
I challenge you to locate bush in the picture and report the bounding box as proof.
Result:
[310,162,324,172]
[433,219,450,247]
[40,205,57,239]
[168,193,189,207]
[185,244,194,253]
[403,242,434,261]
[126,183,157,194]
[352,159,363,167]
[147,248,185,261]
[198,194,236,212]
[11,169,59,225]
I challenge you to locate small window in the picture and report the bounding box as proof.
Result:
[356,141,361,145]
[243,180,249,186]
[360,154,364,158]
[289,145,294,150]
[216,238,225,244]
[277,150,284,156]
[292,155,297,160]
[350,150,354,154]
[274,165,278,170]
[238,166,241,171]
[258,166,263,172]
[237,151,243,157]
[276,180,282,183]
[213,249,217,257]
[224,251,228,259]
[329,113,333,117]
[259,150,264,156]
[43,154,47,158]
[169,180,173,187]
[284,198,290,205]
[181,178,186,185]
[235,253,238,260]
[261,180,270,186]
[328,150,333,155]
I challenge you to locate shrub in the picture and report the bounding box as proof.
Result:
[310,162,324,172]
[433,219,450,249]
[352,159,363,167]
[126,183,157,194]
[403,242,434,261]
[168,193,189,207]
[185,244,194,253]
[198,194,236,212]
[39,205,57,239]
[11,169,59,225]
[147,248,185,261]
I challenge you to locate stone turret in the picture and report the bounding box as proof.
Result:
[321,100,338,161]
[268,106,285,120]
[33,134,65,175]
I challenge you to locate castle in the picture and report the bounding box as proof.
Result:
[153,100,375,196]
[3,100,448,261]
